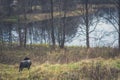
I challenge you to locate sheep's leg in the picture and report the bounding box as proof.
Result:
[19,67,23,72]
[28,66,30,70]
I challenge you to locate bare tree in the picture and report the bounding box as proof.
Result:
[85,0,89,48]
[55,0,80,48]
[78,0,99,48]
[50,0,56,48]
[117,0,120,49]
[56,0,67,48]
[16,0,31,47]
[103,0,120,49]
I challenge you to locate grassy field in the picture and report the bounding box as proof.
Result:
[0,45,120,80]
[0,58,120,80]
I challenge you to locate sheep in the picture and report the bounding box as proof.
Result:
[19,57,32,72]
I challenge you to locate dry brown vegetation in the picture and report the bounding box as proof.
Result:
[0,45,120,80]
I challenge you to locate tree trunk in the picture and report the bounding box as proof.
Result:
[118,0,120,50]
[6,0,13,16]
[23,3,27,48]
[18,26,23,47]
[59,0,67,49]
[50,0,55,48]
[24,25,27,48]
[85,0,90,48]
[60,26,65,49]
[0,26,3,53]
[8,24,12,47]
[60,13,66,49]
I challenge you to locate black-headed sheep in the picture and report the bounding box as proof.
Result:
[19,57,32,72]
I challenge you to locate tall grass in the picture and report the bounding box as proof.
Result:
[0,45,120,80]
[0,59,120,80]
[0,45,120,64]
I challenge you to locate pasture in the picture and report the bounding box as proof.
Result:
[0,46,120,80]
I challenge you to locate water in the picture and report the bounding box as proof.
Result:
[0,7,118,47]
[67,21,117,47]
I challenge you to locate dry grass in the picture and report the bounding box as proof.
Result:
[0,45,120,80]
[0,58,120,80]
[0,45,120,64]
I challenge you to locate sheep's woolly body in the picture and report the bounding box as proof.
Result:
[21,60,31,63]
